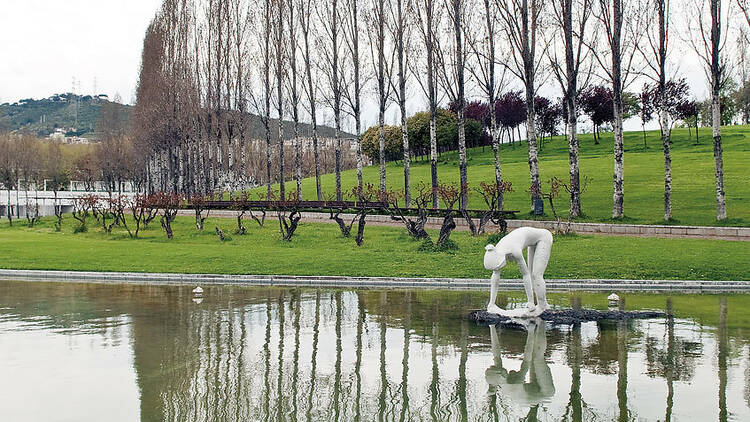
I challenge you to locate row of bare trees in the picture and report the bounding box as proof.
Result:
[132,0,747,221]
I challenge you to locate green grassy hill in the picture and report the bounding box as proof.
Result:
[258,125,750,227]
[0,94,131,139]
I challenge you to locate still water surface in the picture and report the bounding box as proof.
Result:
[1,280,749,421]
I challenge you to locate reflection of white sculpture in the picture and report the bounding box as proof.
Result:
[485,319,555,407]
[484,227,553,317]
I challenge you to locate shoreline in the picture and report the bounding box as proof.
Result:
[1,269,749,293]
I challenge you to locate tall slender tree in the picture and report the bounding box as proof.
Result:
[687,0,729,220]
[298,0,323,200]
[287,0,303,199]
[273,0,286,199]
[413,0,441,207]
[318,0,345,200]
[592,0,642,218]
[497,0,546,211]
[549,0,594,218]
[343,0,365,193]
[468,0,509,209]
[388,0,413,206]
[367,0,394,194]
[435,0,469,209]
[639,0,673,220]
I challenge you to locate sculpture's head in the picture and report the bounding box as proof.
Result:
[484,244,506,270]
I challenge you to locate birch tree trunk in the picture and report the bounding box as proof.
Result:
[276,0,285,200]
[264,0,273,199]
[396,0,411,207]
[299,0,322,200]
[611,0,625,219]
[375,0,388,194]
[568,98,581,216]
[661,107,672,220]
[657,0,671,221]
[711,0,726,220]
[453,0,468,210]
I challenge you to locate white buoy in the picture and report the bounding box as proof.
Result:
[192,286,203,296]
[608,293,620,306]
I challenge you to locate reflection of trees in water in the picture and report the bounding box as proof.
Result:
[6,282,750,421]
[719,297,728,422]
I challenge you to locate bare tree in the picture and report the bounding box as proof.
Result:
[298,0,324,200]
[435,0,469,209]
[639,0,674,220]
[264,0,274,198]
[592,0,643,218]
[497,0,547,212]
[342,0,366,193]
[412,0,441,207]
[548,0,594,218]
[273,0,287,199]
[318,0,345,200]
[467,0,510,210]
[686,0,730,220]
[387,0,414,206]
[287,0,303,200]
[366,0,395,194]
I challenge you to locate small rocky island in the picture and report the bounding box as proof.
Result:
[469,308,667,328]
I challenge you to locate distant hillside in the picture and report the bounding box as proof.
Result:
[0,93,131,140]
[0,93,353,141]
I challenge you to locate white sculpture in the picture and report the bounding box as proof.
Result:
[485,319,555,406]
[484,227,553,317]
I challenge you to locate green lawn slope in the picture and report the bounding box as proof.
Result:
[257,125,749,227]
[0,216,747,280]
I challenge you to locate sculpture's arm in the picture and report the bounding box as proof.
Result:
[512,250,530,279]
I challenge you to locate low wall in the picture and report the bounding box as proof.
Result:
[1,269,748,293]
[180,209,750,241]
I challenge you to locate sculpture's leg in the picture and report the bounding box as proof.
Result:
[531,241,551,313]
[489,325,501,366]
[487,270,503,314]
[530,318,555,397]
[522,247,535,309]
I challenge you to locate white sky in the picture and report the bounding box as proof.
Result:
[0,0,737,132]
[0,0,163,105]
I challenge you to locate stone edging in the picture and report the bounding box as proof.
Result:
[1,269,748,293]
[178,210,750,241]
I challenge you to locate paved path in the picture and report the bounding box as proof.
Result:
[179,210,750,241]
[1,269,748,292]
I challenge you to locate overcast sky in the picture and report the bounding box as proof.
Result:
[0,0,162,105]
[0,0,728,131]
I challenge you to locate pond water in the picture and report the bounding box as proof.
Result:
[1,280,749,422]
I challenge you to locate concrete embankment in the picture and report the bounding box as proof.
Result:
[1,269,748,293]
[177,210,750,241]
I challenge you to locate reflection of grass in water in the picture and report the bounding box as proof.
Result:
[374,287,750,338]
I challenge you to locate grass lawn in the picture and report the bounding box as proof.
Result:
[1,215,747,281]
[254,125,750,226]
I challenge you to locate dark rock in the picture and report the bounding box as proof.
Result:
[469,308,667,329]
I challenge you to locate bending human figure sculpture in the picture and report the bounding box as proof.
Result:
[484,227,553,317]
[485,319,555,410]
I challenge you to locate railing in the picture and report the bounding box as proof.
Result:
[193,199,518,219]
